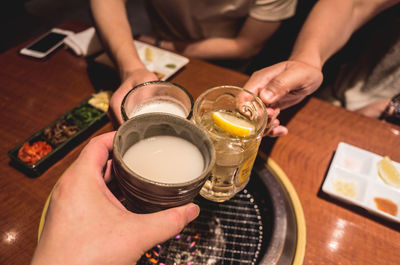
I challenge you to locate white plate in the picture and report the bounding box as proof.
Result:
[322,142,400,223]
[94,40,189,81]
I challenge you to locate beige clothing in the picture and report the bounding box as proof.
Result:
[146,0,297,41]
[318,13,400,111]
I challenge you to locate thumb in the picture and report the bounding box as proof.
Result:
[259,66,306,104]
[243,62,288,99]
[260,62,323,105]
[132,203,200,250]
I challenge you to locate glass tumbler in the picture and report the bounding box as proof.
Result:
[193,86,268,202]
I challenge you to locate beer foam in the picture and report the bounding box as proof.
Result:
[129,99,187,118]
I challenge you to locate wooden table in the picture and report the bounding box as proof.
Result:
[1,22,399,265]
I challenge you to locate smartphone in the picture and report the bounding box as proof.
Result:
[19,28,73,59]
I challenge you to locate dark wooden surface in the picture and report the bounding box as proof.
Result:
[1,22,399,265]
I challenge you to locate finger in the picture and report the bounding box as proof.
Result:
[263,65,323,107]
[103,159,113,183]
[266,107,279,117]
[267,125,288,137]
[77,132,116,171]
[272,118,280,127]
[110,85,132,125]
[263,118,279,136]
[258,67,309,104]
[133,203,200,249]
[59,131,116,186]
[243,62,288,97]
[271,94,306,110]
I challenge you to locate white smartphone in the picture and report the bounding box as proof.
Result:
[19,28,73,59]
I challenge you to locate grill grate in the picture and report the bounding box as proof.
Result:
[138,189,265,265]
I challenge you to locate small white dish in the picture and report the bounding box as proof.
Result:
[94,40,189,81]
[322,142,400,223]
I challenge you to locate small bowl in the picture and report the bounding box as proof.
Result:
[121,81,194,121]
[112,113,215,213]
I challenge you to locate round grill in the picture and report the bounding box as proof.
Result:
[138,190,266,265]
[120,156,299,265]
[38,158,300,264]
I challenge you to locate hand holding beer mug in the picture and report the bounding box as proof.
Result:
[121,81,194,121]
[193,86,271,202]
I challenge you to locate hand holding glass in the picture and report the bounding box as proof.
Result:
[193,86,269,202]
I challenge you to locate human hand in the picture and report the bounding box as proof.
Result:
[244,60,323,110]
[31,132,200,265]
[109,68,158,125]
[244,60,323,137]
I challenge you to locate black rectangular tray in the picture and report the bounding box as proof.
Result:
[8,96,109,177]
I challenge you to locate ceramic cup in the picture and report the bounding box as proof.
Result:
[112,113,215,213]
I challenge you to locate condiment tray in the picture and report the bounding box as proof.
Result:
[94,40,189,81]
[322,142,400,223]
[8,93,109,177]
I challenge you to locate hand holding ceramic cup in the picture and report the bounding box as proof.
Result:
[112,113,215,213]
[193,86,269,202]
[121,81,194,121]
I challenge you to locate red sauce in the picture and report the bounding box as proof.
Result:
[17,141,52,165]
[373,197,398,216]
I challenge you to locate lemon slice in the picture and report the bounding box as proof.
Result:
[377,156,400,189]
[212,111,255,137]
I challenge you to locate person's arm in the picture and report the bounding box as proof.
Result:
[290,0,398,70]
[90,0,144,78]
[90,0,157,125]
[178,17,281,60]
[244,0,400,110]
[139,17,280,61]
[30,132,199,265]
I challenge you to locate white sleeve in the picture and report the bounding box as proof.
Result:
[250,0,298,21]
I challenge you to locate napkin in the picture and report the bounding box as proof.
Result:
[64,27,103,57]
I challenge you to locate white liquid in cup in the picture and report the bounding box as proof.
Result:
[123,135,204,184]
[128,98,187,118]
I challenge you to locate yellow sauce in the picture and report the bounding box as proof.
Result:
[333,180,356,198]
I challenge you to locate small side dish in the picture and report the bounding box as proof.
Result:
[93,40,189,81]
[8,91,110,176]
[322,142,400,223]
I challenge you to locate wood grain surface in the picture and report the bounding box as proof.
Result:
[0,22,399,265]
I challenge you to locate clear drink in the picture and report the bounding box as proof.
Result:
[197,110,260,201]
[193,86,268,202]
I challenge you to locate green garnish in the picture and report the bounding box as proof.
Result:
[66,105,103,128]
[165,63,176,69]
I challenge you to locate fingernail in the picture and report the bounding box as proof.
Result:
[262,90,275,101]
[186,203,200,221]
[266,108,275,116]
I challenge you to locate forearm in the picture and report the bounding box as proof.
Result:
[290,0,399,69]
[178,19,281,60]
[90,0,146,78]
[180,38,255,60]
